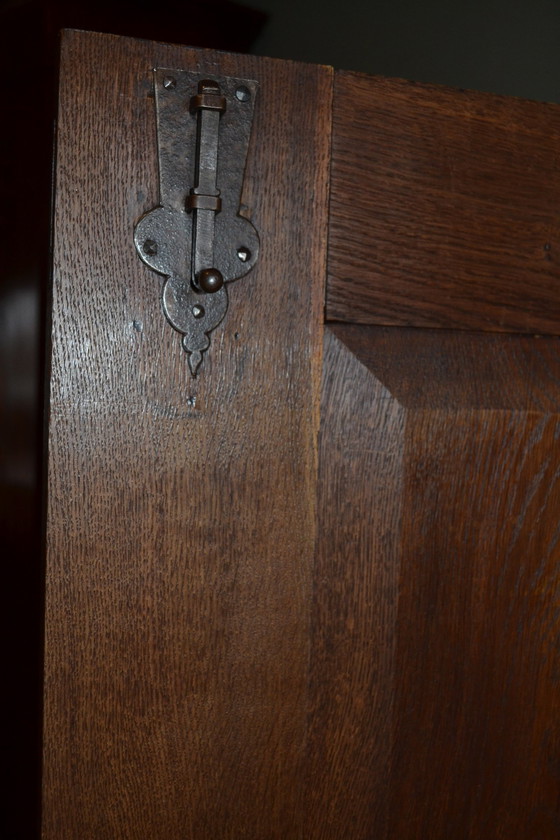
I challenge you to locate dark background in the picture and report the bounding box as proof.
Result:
[1,0,558,836]
[249,0,560,100]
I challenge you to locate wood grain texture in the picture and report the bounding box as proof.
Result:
[306,328,403,838]
[43,30,331,839]
[392,400,560,839]
[327,72,560,333]
[311,323,560,839]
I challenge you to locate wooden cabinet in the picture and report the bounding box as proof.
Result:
[43,29,560,838]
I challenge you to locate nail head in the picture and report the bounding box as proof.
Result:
[143,239,158,256]
[235,85,251,102]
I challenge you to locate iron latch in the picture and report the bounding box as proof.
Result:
[134,69,259,375]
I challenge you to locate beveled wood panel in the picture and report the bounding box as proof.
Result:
[310,323,560,839]
[43,31,331,838]
[327,73,560,333]
[306,328,403,838]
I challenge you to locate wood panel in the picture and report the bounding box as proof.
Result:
[306,328,403,838]
[1,4,265,832]
[310,324,560,839]
[327,72,560,334]
[43,31,331,838]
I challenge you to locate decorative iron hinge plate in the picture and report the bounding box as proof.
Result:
[134,69,259,375]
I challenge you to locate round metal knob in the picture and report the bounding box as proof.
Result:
[198,268,224,294]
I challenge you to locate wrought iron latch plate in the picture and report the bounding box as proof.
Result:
[134,69,259,374]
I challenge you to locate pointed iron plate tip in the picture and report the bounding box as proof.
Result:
[188,350,203,376]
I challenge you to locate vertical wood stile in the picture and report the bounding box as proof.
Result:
[43,30,332,839]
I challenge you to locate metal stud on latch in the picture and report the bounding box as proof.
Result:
[134,69,259,375]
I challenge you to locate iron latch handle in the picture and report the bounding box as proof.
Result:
[134,70,259,375]
[187,80,226,295]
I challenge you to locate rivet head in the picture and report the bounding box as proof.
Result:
[163,76,176,89]
[237,246,251,263]
[143,239,158,256]
[198,268,224,294]
[192,304,205,319]
[235,85,251,102]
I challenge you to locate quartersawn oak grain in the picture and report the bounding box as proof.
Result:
[309,323,560,839]
[43,30,331,839]
[306,327,403,838]
[327,72,560,334]
[44,30,560,840]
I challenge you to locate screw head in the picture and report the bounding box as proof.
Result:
[235,85,251,102]
[163,76,176,89]
[192,304,205,319]
[198,268,224,294]
[143,239,158,256]
[237,246,251,263]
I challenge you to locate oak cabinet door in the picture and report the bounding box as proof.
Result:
[43,30,560,839]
